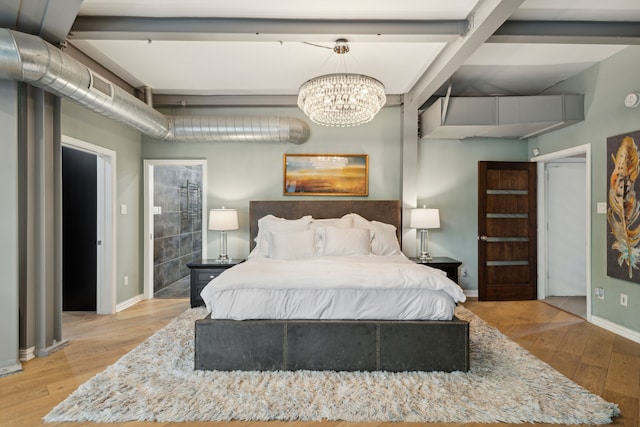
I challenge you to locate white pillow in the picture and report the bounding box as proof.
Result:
[267,229,317,260]
[310,214,353,230]
[319,226,371,256]
[350,213,402,256]
[250,214,312,258]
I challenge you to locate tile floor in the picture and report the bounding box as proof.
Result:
[154,276,190,299]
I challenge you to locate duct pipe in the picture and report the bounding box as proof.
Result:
[0,28,310,144]
[167,115,310,143]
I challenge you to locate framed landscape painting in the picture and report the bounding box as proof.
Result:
[283,154,368,196]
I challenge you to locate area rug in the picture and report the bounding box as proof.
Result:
[44,306,620,424]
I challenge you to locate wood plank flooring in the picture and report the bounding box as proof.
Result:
[0,298,637,427]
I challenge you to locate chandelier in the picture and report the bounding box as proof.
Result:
[297,39,386,127]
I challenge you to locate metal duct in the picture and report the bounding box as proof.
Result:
[0,28,310,144]
[168,115,310,143]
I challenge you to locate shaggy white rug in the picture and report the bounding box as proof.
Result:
[44,306,620,424]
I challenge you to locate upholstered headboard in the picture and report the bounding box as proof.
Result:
[249,200,402,251]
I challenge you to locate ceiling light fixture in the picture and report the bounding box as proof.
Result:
[297,39,386,127]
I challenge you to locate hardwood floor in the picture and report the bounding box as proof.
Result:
[0,298,637,427]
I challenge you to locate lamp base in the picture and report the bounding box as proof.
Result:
[417,253,433,262]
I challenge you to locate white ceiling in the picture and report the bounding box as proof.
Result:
[67,0,639,106]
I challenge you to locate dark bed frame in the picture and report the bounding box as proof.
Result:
[195,200,469,372]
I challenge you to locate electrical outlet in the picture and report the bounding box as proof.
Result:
[124,276,129,286]
[620,293,628,307]
[594,287,604,299]
[459,267,468,277]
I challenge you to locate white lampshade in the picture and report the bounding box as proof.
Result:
[410,208,440,229]
[208,208,239,231]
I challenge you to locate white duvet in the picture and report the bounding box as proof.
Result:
[201,255,466,321]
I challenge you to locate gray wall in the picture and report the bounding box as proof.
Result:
[531,45,640,333]
[143,106,403,259]
[417,138,529,292]
[60,99,143,304]
[0,81,20,374]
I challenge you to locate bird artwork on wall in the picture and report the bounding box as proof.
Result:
[607,130,640,283]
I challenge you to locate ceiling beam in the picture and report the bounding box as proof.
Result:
[69,16,467,43]
[407,0,525,109]
[489,20,640,45]
[0,0,82,44]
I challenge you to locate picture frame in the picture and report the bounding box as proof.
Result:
[283,154,369,196]
[606,129,640,284]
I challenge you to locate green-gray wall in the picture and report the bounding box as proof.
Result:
[531,45,640,333]
[417,138,529,292]
[61,99,143,304]
[142,106,403,260]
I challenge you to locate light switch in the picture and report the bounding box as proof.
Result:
[153,206,162,215]
[596,202,607,214]
[120,204,128,215]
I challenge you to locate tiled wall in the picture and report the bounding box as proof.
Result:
[153,165,203,292]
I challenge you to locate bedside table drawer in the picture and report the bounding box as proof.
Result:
[195,269,224,284]
[187,259,245,308]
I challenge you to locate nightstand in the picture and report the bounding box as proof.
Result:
[411,256,462,284]
[186,259,244,307]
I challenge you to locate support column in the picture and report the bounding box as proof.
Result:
[20,85,66,359]
[0,80,21,376]
[401,96,419,256]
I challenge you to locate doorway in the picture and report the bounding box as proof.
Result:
[61,135,116,314]
[535,145,590,320]
[143,160,207,300]
[62,147,97,311]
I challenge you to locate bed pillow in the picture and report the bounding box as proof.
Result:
[250,214,313,258]
[319,226,371,256]
[350,213,402,256]
[310,214,353,230]
[266,229,317,260]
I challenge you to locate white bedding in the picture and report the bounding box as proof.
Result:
[200,255,466,321]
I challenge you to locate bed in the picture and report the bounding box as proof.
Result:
[195,200,469,372]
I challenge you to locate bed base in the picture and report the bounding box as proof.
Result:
[195,316,469,372]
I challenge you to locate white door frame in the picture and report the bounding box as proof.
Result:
[143,159,208,299]
[533,144,591,320]
[61,135,117,315]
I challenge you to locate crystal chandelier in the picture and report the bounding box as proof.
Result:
[297,39,386,127]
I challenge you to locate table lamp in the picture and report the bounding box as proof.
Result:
[410,206,440,261]
[208,207,239,261]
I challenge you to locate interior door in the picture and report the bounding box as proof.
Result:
[62,147,98,311]
[547,161,587,296]
[478,161,537,301]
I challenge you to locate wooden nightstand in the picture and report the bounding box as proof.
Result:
[410,256,462,284]
[186,259,244,307]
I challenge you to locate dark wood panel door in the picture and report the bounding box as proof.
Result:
[63,147,97,311]
[478,161,537,301]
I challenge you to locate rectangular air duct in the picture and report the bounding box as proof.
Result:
[420,94,584,140]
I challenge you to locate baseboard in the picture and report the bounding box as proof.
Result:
[463,289,478,298]
[0,362,22,378]
[116,294,143,312]
[19,346,35,361]
[34,339,69,357]
[591,315,640,344]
